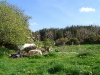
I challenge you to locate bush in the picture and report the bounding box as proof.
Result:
[48,64,65,74]
[35,41,44,47]
[55,38,68,46]
[43,39,54,47]
[48,61,66,74]
[69,38,80,45]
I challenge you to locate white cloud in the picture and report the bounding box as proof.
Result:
[30,22,38,26]
[80,7,95,12]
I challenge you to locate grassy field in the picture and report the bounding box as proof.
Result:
[0,44,100,75]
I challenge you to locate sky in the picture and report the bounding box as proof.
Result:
[5,0,100,32]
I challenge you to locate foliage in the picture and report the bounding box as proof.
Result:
[55,29,63,39]
[0,1,33,46]
[69,38,80,45]
[35,41,44,47]
[33,25,100,44]
[43,39,54,47]
[39,29,46,41]
[48,61,65,74]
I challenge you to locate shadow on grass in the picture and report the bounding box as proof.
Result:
[0,47,14,58]
[76,52,94,58]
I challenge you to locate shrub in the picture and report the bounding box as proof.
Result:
[55,38,68,46]
[43,39,54,47]
[48,61,66,74]
[35,41,44,47]
[69,38,80,45]
[48,64,65,74]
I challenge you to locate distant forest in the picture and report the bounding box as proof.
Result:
[32,25,100,45]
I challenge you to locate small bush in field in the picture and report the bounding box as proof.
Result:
[43,39,54,47]
[48,64,64,74]
[48,61,66,74]
[35,41,44,47]
[69,38,80,45]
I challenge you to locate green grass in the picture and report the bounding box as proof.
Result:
[0,44,100,75]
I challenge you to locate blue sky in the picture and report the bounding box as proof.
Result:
[6,0,100,31]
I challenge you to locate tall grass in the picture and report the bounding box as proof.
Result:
[0,44,100,75]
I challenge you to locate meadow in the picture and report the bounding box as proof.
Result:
[0,44,100,75]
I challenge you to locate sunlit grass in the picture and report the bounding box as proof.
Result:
[0,44,100,75]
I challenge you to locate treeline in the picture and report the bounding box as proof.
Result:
[33,25,100,45]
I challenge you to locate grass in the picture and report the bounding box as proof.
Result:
[0,44,100,75]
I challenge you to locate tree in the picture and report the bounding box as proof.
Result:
[39,29,47,41]
[56,29,63,40]
[0,1,33,47]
